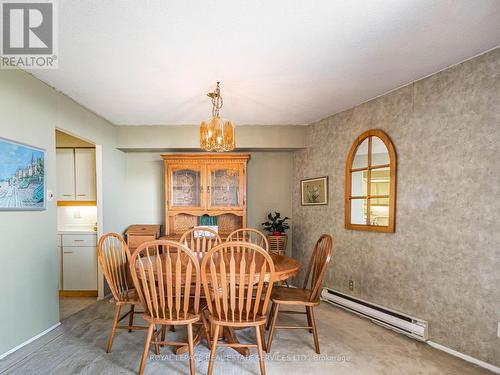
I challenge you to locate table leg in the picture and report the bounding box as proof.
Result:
[223,327,250,356]
[175,326,203,355]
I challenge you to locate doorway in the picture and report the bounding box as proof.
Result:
[55,129,101,320]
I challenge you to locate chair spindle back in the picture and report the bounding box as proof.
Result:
[180,227,222,259]
[302,234,333,301]
[226,228,269,251]
[98,233,132,302]
[201,242,275,323]
[130,240,201,321]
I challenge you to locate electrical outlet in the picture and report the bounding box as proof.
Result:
[348,279,354,291]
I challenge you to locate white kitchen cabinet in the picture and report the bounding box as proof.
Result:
[61,233,97,291]
[62,233,96,247]
[56,148,96,201]
[56,149,75,200]
[75,148,96,201]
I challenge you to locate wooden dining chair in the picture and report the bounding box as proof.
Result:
[129,240,204,375]
[266,234,333,354]
[226,228,269,251]
[227,229,289,287]
[97,233,146,353]
[180,227,222,258]
[178,227,221,342]
[201,242,276,375]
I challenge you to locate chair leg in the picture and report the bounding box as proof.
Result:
[307,306,320,354]
[201,311,212,349]
[106,304,122,353]
[305,306,313,333]
[255,325,266,375]
[266,303,280,352]
[266,302,276,331]
[187,323,195,375]
[128,304,135,332]
[160,325,167,346]
[138,323,155,375]
[153,325,160,355]
[259,324,266,352]
[207,324,220,375]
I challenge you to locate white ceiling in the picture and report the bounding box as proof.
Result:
[30,0,500,126]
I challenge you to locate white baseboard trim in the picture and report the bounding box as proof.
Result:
[0,322,61,361]
[428,341,500,374]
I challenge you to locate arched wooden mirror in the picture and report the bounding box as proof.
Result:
[345,129,396,232]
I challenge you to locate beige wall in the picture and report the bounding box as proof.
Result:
[124,151,293,253]
[0,69,127,355]
[117,125,307,151]
[292,49,500,366]
[124,152,164,225]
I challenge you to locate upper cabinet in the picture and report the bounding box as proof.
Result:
[56,148,96,202]
[74,149,96,201]
[169,165,204,209]
[56,149,76,200]
[345,130,396,232]
[162,154,250,238]
[207,164,245,210]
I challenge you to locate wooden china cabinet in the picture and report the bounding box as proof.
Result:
[161,153,250,240]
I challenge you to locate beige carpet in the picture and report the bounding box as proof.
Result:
[0,299,492,374]
[59,297,97,320]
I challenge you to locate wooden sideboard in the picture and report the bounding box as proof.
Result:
[125,224,161,251]
[161,153,250,240]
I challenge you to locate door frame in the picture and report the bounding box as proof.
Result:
[95,144,104,299]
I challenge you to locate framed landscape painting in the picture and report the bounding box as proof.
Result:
[0,137,46,210]
[301,176,328,206]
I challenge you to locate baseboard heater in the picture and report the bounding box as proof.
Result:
[321,288,428,341]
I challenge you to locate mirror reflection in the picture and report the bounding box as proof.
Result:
[369,197,389,226]
[350,199,367,225]
[370,167,390,195]
[352,138,368,169]
[371,136,389,166]
[351,171,367,196]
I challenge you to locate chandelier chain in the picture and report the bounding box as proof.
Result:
[210,82,223,117]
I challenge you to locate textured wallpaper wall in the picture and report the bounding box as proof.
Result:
[292,48,500,366]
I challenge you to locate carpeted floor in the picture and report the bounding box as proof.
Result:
[59,297,97,320]
[0,299,492,374]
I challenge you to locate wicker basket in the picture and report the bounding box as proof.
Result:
[267,234,288,255]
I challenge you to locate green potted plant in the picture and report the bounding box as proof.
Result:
[262,212,290,255]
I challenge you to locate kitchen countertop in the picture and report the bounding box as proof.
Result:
[57,227,97,235]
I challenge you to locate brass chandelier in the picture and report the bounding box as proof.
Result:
[200,82,235,152]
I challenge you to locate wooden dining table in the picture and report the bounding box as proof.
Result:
[136,251,301,356]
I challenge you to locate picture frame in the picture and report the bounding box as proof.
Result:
[0,137,46,211]
[301,176,328,206]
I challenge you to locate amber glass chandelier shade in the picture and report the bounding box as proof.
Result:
[200,120,209,149]
[200,82,235,152]
[200,116,235,152]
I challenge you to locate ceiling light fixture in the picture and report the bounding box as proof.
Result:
[200,82,235,152]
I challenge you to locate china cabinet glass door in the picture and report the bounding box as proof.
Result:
[169,166,204,209]
[207,165,244,209]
